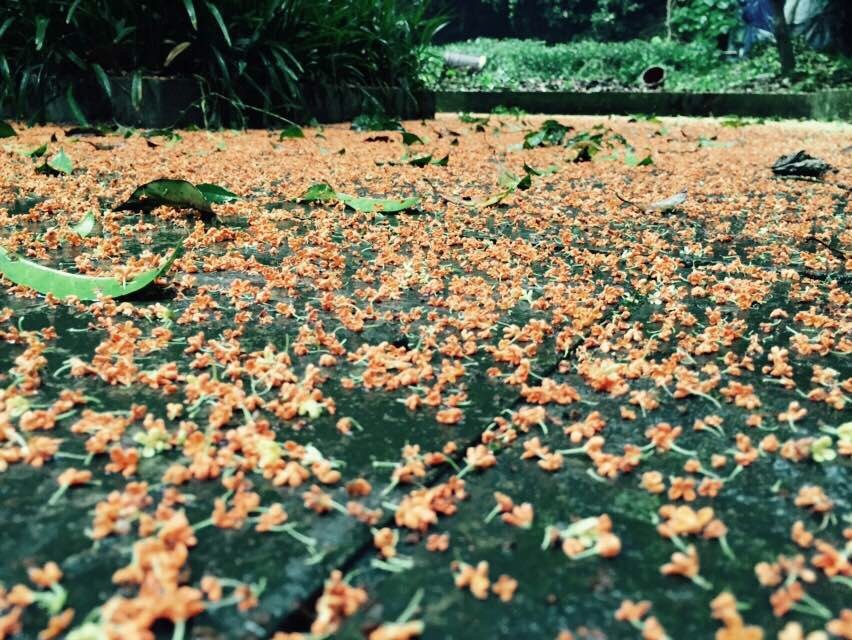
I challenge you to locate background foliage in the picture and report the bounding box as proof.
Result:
[433,0,663,42]
[430,37,852,92]
[433,0,851,55]
[0,0,444,126]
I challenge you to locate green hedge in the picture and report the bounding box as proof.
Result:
[429,38,852,93]
[0,0,444,126]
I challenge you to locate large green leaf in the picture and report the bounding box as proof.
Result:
[0,121,15,138]
[196,183,240,204]
[0,243,182,300]
[115,179,213,213]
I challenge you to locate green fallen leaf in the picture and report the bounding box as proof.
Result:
[523,162,558,176]
[279,125,304,139]
[36,149,74,175]
[0,243,182,300]
[721,116,762,128]
[628,113,662,124]
[144,128,181,142]
[401,130,424,146]
[299,182,419,213]
[404,153,432,167]
[444,189,513,210]
[115,179,213,213]
[24,144,48,158]
[337,193,420,214]
[0,121,15,138]
[351,113,402,132]
[459,113,488,125]
[523,119,571,149]
[299,182,337,202]
[498,168,531,191]
[196,183,240,204]
[381,153,448,168]
[70,211,97,237]
[624,150,654,167]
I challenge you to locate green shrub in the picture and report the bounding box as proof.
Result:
[434,0,663,42]
[0,0,445,126]
[670,0,739,49]
[431,38,852,92]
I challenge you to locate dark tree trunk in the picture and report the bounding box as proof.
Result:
[769,0,796,75]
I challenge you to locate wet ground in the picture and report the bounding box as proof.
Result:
[0,114,850,639]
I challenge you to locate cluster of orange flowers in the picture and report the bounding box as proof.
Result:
[452,560,517,602]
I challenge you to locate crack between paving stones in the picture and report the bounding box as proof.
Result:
[553,244,852,282]
[275,337,583,634]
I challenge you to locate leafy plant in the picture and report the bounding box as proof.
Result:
[670,0,738,49]
[431,37,851,92]
[0,1,446,127]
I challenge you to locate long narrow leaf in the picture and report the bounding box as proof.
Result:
[65,0,82,24]
[131,72,143,111]
[0,17,14,39]
[34,16,48,51]
[165,42,191,68]
[182,0,198,30]
[92,64,111,99]
[65,86,88,126]
[205,2,231,47]
[0,243,182,300]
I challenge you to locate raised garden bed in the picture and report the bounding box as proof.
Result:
[5,77,436,127]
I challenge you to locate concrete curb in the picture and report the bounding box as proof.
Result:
[436,90,852,122]
[4,78,436,127]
